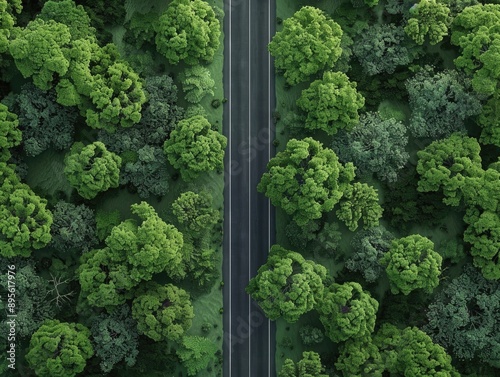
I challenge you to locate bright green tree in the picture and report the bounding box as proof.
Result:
[9,19,71,90]
[180,66,215,103]
[268,6,343,85]
[176,336,218,376]
[406,68,481,138]
[257,137,355,226]
[164,115,227,181]
[26,320,93,377]
[296,71,364,135]
[172,191,220,233]
[336,182,383,231]
[478,92,500,146]
[0,0,21,64]
[416,133,483,206]
[335,338,384,377]
[64,141,122,199]
[405,0,451,45]
[246,245,327,322]
[332,112,409,183]
[154,0,220,65]
[279,351,328,377]
[380,234,442,295]
[316,281,378,342]
[0,102,21,156]
[132,282,194,342]
[0,185,53,258]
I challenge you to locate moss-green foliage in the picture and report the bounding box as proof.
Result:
[78,202,185,310]
[336,182,383,231]
[424,264,500,368]
[332,112,409,183]
[172,191,220,233]
[180,66,215,104]
[336,337,384,377]
[353,24,413,76]
[154,0,220,65]
[0,102,21,158]
[26,320,94,377]
[0,164,52,257]
[381,234,442,295]
[164,115,227,181]
[405,0,451,45]
[278,351,328,377]
[64,142,122,200]
[246,245,327,322]
[50,201,98,253]
[90,305,139,373]
[13,83,77,156]
[95,208,120,242]
[258,137,355,226]
[296,71,365,135]
[0,0,21,60]
[316,281,378,342]
[269,6,343,85]
[176,335,218,376]
[132,281,194,342]
[406,68,481,139]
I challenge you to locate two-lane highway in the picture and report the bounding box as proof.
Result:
[222,0,276,376]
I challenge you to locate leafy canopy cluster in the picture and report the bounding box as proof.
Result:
[380,234,443,295]
[64,141,122,200]
[246,245,327,323]
[78,202,184,310]
[268,6,343,85]
[278,351,328,377]
[296,71,365,135]
[405,0,451,45]
[26,320,94,377]
[258,137,382,229]
[164,115,227,181]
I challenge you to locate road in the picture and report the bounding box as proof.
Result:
[222,0,276,376]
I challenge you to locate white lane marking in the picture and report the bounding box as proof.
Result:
[248,0,252,375]
[228,0,232,374]
[268,0,272,375]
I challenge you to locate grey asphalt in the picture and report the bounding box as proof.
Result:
[222,0,276,376]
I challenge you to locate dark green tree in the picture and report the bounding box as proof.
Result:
[336,337,384,377]
[26,320,94,377]
[346,226,394,283]
[13,83,77,156]
[268,6,343,85]
[332,112,409,183]
[64,141,122,200]
[257,137,355,226]
[278,351,328,377]
[50,201,98,253]
[316,281,378,342]
[154,0,220,65]
[406,68,481,139]
[0,102,21,162]
[424,264,500,368]
[164,115,227,181]
[90,305,139,373]
[246,245,327,322]
[353,24,413,76]
[296,71,365,135]
[380,234,442,295]
[120,145,169,199]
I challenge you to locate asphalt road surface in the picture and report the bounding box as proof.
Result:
[222,0,276,376]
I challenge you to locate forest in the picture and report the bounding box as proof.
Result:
[0,0,226,376]
[249,0,500,376]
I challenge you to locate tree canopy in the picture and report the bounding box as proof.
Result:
[296,71,365,135]
[268,6,343,85]
[246,245,327,322]
[405,0,451,45]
